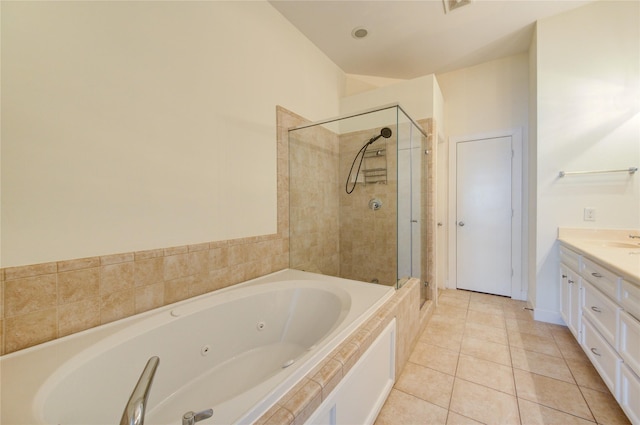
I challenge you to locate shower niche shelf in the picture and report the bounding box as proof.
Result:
[362,148,387,185]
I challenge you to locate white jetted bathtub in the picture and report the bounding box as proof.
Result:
[1,269,394,425]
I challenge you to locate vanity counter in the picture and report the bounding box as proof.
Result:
[558,228,640,287]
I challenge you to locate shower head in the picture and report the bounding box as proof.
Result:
[368,127,392,144]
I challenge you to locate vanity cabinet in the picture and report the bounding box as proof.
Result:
[559,244,640,423]
[560,247,582,340]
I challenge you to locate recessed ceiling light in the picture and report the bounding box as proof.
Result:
[351,27,368,39]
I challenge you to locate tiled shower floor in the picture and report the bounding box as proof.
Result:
[374,289,631,425]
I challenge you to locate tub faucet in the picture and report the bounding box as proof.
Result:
[120,356,160,425]
[182,409,213,425]
[630,234,640,239]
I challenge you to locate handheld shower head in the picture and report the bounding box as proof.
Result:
[368,127,393,144]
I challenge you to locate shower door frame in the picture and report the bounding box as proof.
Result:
[287,103,430,289]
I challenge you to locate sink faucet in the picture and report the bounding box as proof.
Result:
[120,356,160,425]
[182,409,214,425]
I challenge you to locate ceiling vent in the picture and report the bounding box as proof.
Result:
[443,0,473,14]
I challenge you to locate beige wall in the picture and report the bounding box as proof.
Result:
[1,1,344,267]
[533,1,640,321]
[436,54,530,294]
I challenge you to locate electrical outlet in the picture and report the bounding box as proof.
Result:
[584,207,596,221]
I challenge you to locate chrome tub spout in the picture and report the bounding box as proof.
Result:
[120,356,160,425]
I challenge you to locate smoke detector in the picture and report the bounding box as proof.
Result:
[443,0,473,14]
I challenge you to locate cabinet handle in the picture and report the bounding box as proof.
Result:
[591,272,603,278]
[562,274,568,279]
[568,280,574,284]
[591,306,602,313]
[590,347,601,357]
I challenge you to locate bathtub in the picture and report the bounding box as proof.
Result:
[1,269,394,425]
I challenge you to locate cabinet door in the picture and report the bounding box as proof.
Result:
[620,364,640,425]
[569,272,582,342]
[560,264,571,326]
[583,280,620,349]
[619,310,640,377]
[560,265,581,340]
[582,316,621,397]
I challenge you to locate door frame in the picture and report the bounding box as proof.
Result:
[447,128,524,300]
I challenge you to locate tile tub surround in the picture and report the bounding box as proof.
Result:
[375,289,631,425]
[0,105,299,355]
[0,237,289,354]
[257,277,435,425]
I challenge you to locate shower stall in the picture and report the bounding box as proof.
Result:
[288,104,435,304]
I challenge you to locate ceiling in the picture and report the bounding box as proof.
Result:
[269,0,595,79]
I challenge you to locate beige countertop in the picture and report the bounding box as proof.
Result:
[558,228,640,286]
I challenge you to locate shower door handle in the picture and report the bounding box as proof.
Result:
[458,221,465,227]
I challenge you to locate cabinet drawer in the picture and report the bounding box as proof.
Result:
[560,245,581,273]
[583,280,621,348]
[582,317,621,397]
[620,364,639,425]
[582,257,620,301]
[620,280,640,321]
[619,310,640,377]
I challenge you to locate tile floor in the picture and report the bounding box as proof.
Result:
[374,289,632,425]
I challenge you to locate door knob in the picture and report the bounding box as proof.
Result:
[458,221,465,227]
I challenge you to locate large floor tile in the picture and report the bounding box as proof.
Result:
[565,358,609,393]
[456,353,515,395]
[395,362,455,409]
[506,318,553,339]
[511,347,575,383]
[449,378,520,424]
[467,309,506,329]
[464,320,508,345]
[374,389,448,425]
[508,330,562,358]
[514,369,593,421]
[580,387,631,425]
[409,341,459,376]
[439,295,470,310]
[446,411,483,425]
[434,304,469,320]
[439,289,471,301]
[468,300,504,316]
[556,338,590,362]
[460,335,512,366]
[517,398,596,425]
[420,325,463,353]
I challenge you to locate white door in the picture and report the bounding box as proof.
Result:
[456,136,512,296]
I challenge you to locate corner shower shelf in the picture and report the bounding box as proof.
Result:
[363,148,387,185]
